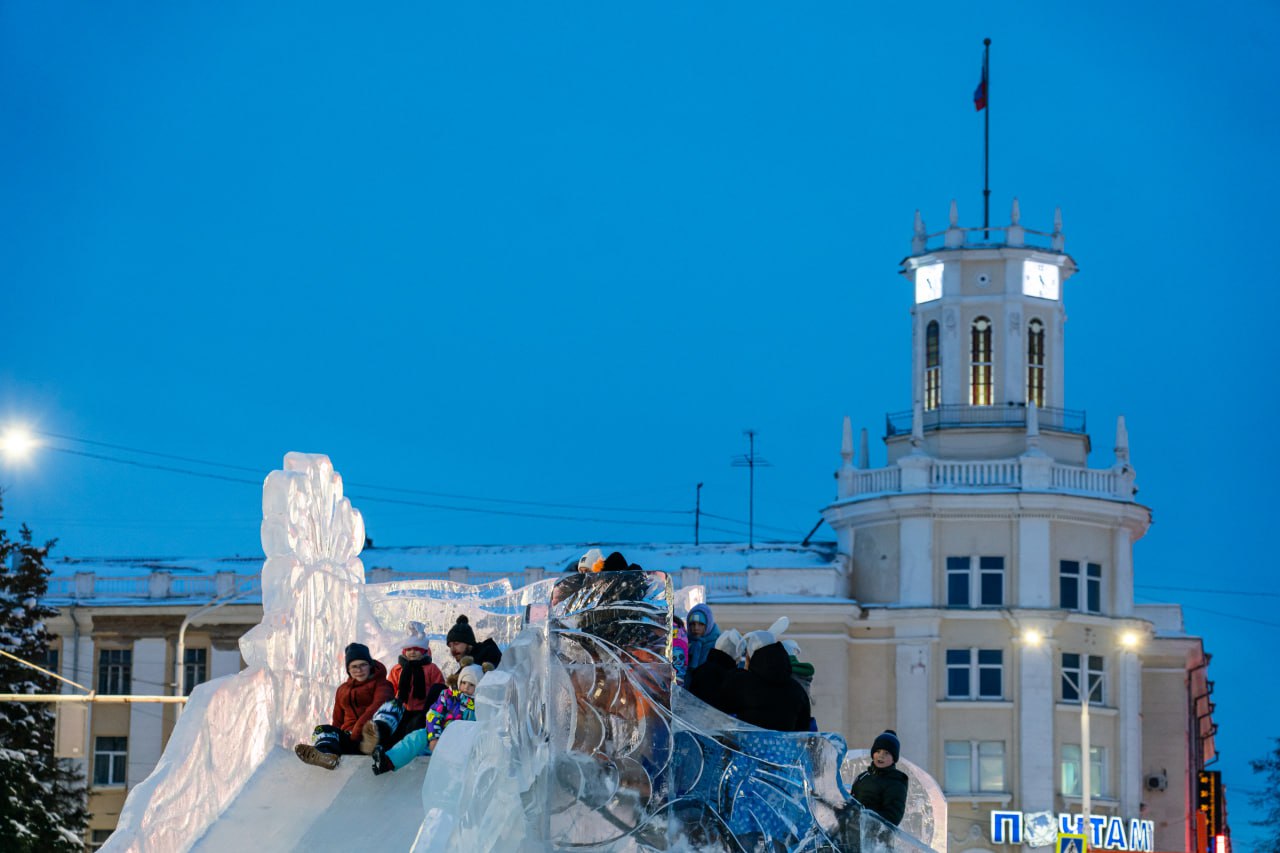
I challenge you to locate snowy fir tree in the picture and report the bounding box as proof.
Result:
[0,503,89,852]
[1251,738,1280,853]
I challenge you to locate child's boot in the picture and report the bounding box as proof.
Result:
[371,745,395,776]
[295,743,339,770]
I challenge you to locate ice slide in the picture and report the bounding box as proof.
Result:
[101,453,945,853]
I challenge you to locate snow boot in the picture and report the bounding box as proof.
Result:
[361,719,392,755]
[295,743,339,770]
[371,745,395,776]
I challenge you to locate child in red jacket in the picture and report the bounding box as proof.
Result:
[296,642,393,770]
[362,622,445,752]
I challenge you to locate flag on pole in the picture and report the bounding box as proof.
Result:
[973,55,988,111]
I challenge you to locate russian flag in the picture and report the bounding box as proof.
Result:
[973,62,988,111]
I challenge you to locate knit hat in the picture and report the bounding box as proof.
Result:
[458,664,484,689]
[687,610,707,625]
[447,615,477,647]
[401,621,429,656]
[577,548,604,573]
[743,630,776,659]
[344,642,373,671]
[872,729,901,764]
[602,551,630,572]
[715,628,744,660]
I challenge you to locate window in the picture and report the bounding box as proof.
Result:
[1061,744,1106,796]
[946,649,1004,700]
[89,829,114,851]
[98,649,132,694]
[970,316,993,405]
[93,736,127,786]
[946,555,1005,607]
[184,648,208,695]
[1062,653,1105,704]
[44,646,59,675]
[1027,318,1045,407]
[945,740,1007,794]
[925,320,941,411]
[1060,561,1102,613]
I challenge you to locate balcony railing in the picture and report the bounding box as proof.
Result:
[838,456,1135,500]
[886,403,1086,437]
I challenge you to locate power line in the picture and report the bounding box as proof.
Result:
[1136,584,1280,599]
[1135,595,1280,629]
[37,433,804,538]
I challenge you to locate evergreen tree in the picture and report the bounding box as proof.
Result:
[1251,738,1280,853]
[0,502,89,852]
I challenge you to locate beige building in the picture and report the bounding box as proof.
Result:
[44,203,1220,852]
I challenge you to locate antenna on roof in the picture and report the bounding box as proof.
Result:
[731,430,772,550]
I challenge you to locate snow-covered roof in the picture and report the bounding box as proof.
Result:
[50,541,837,578]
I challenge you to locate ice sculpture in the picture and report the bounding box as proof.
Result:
[101,454,944,853]
[412,569,941,853]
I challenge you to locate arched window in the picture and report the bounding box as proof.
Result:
[970,317,993,406]
[1027,318,1045,408]
[925,321,941,411]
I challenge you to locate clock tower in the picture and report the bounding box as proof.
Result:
[897,198,1082,464]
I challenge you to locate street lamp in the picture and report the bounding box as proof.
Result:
[1021,625,1144,846]
[0,426,37,461]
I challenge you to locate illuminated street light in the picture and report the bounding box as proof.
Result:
[0,427,37,461]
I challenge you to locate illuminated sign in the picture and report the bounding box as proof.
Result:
[991,810,1155,852]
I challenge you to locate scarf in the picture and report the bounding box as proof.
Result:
[396,654,427,704]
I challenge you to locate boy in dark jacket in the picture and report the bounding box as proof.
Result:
[446,615,503,670]
[851,730,910,827]
[295,642,394,770]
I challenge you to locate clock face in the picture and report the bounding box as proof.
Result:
[915,263,943,304]
[1022,261,1060,300]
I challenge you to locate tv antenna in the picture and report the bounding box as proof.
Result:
[731,429,772,549]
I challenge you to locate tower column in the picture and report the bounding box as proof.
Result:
[1112,527,1134,617]
[898,516,933,605]
[1018,636,1055,812]
[1118,649,1142,816]
[1017,517,1051,608]
[127,637,167,788]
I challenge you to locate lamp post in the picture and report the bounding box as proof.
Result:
[1021,626,1143,848]
[175,582,258,714]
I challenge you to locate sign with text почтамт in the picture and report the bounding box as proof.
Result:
[991,811,1154,851]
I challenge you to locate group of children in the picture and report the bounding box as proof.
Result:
[294,614,502,776]
[292,554,910,831]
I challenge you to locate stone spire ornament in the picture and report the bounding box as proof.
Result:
[1007,197,1025,247]
[859,427,870,470]
[912,210,927,254]
[1052,206,1065,251]
[841,416,854,467]
[1115,415,1130,464]
[945,200,964,248]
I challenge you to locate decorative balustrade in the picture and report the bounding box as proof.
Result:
[930,460,1021,488]
[842,457,1133,500]
[44,563,831,603]
[913,225,1063,254]
[1051,466,1118,494]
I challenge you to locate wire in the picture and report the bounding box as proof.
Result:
[40,433,804,538]
[1135,595,1280,629]
[1136,584,1280,599]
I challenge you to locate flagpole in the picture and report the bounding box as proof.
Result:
[983,38,991,239]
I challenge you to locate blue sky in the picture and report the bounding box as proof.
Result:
[2,1,1277,843]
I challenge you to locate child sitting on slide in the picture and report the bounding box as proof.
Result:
[362,622,446,753]
[371,664,484,775]
[295,642,393,770]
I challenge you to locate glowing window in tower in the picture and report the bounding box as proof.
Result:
[970,317,993,406]
[925,320,941,411]
[1027,318,1045,408]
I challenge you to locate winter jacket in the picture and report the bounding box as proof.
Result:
[388,656,445,712]
[672,625,690,685]
[851,764,910,827]
[331,660,394,739]
[469,637,503,669]
[718,641,811,732]
[686,648,738,709]
[422,686,477,753]
[686,604,722,670]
